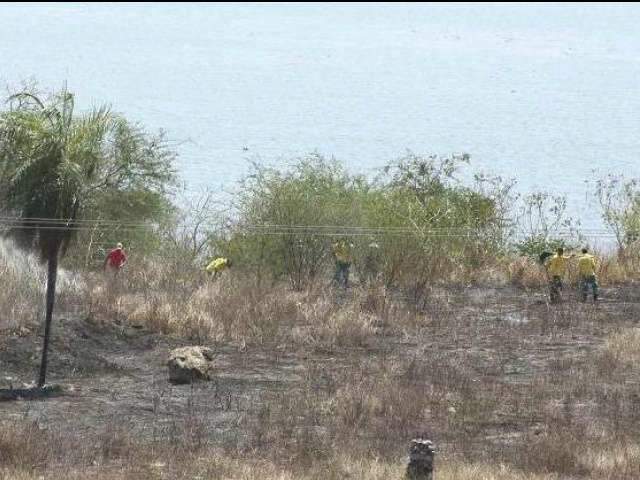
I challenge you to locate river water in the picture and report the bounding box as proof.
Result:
[1,3,639,235]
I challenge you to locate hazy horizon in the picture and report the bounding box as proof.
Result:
[2,2,639,237]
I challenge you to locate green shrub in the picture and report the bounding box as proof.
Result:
[223,153,510,293]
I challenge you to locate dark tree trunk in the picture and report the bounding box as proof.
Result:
[37,245,59,388]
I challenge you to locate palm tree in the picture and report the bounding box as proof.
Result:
[0,88,174,387]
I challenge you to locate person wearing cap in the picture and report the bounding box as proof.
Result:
[332,239,353,288]
[205,257,232,279]
[578,247,598,302]
[544,247,574,303]
[362,240,381,285]
[104,242,127,274]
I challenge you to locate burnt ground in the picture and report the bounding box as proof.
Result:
[1,284,640,466]
[0,316,312,445]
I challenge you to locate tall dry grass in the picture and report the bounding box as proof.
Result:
[0,239,83,332]
[83,259,411,349]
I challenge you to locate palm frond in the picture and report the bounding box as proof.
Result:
[6,92,45,110]
[1,87,176,261]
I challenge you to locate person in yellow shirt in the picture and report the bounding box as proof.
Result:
[332,239,353,288]
[577,247,598,302]
[205,257,232,279]
[544,247,573,303]
[362,240,381,285]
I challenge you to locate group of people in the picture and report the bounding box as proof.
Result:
[102,242,232,278]
[102,240,600,304]
[543,247,598,303]
[332,240,602,303]
[201,240,359,288]
[332,241,601,304]
[199,240,359,287]
[203,241,357,287]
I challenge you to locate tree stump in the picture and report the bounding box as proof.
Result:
[406,438,435,480]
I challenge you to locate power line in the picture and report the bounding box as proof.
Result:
[0,226,621,238]
[0,215,619,233]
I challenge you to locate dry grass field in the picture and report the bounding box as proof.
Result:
[2,244,640,479]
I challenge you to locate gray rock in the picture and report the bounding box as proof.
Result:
[167,346,215,384]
